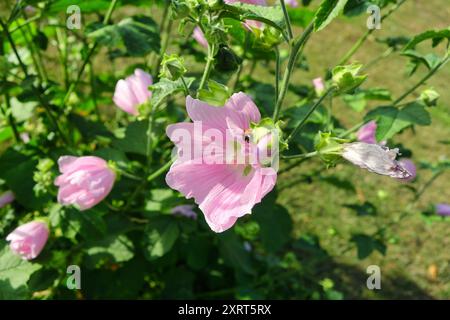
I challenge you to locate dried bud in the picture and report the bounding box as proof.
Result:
[342,142,413,179]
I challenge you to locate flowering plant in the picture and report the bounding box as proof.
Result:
[0,0,448,299]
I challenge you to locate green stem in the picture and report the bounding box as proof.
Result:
[0,18,69,144]
[286,87,335,144]
[337,0,406,66]
[181,76,190,96]
[146,105,155,168]
[154,18,173,77]
[393,55,449,106]
[62,0,118,106]
[338,120,366,138]
[198,42,216,94]
[281,151,318,160]
[2,91,20,143]
[274,46,280,105]
[414,170,443,202]
[280,0,293,40]
[147,158,174,182]
[273,22,314,121]
[88,61,101,120]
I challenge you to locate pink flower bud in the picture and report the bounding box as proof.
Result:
[192,27,208,48]
[357,121,377,144]
[312,77,325,96]
[0,190,15,208]
[54,156,116,211]
[113,68,153,116]
[342,142,413,179]
[6,221,49,260]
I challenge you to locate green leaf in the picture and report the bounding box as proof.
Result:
[342,88,391,112]
[351,234,386,259]
[288,7,316,27]
[402,50,441,71]
[197,80,231,107]
[218,231,254,275]
[365,102,431,140]
[254,204,292,253]
[150,77,194,107]
[403,28,450,51]
[0,241,41,299]
[112,120,148,155]
[314,0,349,32]
[222,3,285,32]
[88,15,161,57]
[143,216,179,261]
[84,234,135,268]
[47,0,111,14]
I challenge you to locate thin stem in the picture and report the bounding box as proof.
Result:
[154,18,173,77]
[147,158,175,182]
[2,91,20,143]
[198,42,216,94]
[337,0,406,66]
[280,0,293,40]
[0,18,69,144]
[338,120,366,138]
[414,170,443,202]
[281,151,318,160]
[62,0,118,106]
[180,76,190,96]
[393,55,449,106]
[273,22,314,121]
[146,104,155,168]
[88,61,101,120]
[286,87,335,144]
[274,46,280,105]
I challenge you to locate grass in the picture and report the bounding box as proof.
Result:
[274,0,450,299]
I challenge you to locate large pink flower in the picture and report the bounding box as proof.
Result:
[54,156,116,211]
[165,93,277,233]
[6,221,49,260]
[113,68,153,116]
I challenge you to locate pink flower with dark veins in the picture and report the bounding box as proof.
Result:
[165,93,277,233]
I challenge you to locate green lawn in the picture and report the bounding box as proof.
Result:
[275,0,450,299]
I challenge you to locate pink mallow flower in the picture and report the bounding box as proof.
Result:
[193,27,208,48]
[397,159,416,182]
[0,190,15,208]
[113,68,153,116]
[165,93,277,233]
[172,204,198,219]
[435,204,450,216]
[312,77,325,96]
[357,120,377,144]
[6,221,49,260]
[54,156,116,211]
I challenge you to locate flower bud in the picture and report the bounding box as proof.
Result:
[159,54,187,80]
[332,63,367,93]
[342,142,413,179]
[419,88,439,107]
